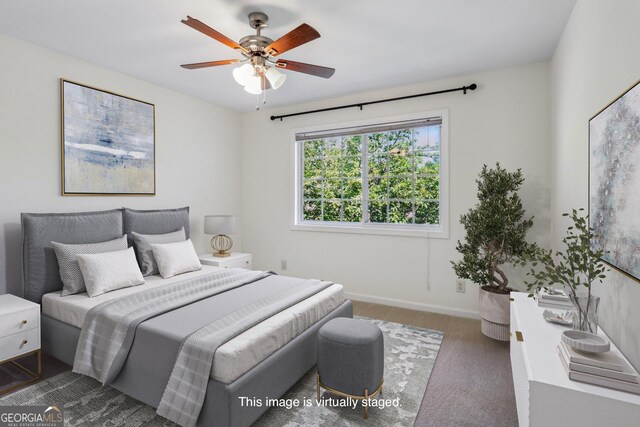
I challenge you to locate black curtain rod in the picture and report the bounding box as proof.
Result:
[270,83,477,121]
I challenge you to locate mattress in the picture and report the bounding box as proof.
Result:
[41,265,345,383]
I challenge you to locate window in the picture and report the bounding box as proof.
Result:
[292,110,449,237]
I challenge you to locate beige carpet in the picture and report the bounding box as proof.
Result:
[352,301,518,427]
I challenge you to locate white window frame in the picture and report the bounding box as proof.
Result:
[291,110,449,238]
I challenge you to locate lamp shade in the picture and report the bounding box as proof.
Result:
[204,215,236,235]
[233,64,254,86]
[265,67,286,89]
[244,75,263,95]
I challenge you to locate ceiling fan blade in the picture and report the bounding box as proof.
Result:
[265,24,320,56]
[180,59,239,69]
[182,16,248,53]
[275,59,335,79]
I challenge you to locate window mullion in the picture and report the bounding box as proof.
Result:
[385,143,390,224]
[361,134,369,224]
[412,129,416,224]
[339,137,344,222]
[299,141,303,222]
[320,149,325,221]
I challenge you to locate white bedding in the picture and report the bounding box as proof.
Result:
[41,265,345,383]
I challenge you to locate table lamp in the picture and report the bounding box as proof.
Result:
[204,215,236,257]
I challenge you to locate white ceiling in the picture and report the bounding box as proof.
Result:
[0,0,576,112]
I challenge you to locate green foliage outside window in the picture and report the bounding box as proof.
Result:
[301,126,441,225]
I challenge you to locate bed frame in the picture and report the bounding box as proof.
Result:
[22,208,353,427]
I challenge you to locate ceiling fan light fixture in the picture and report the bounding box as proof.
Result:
[233,63,254,86]
[244,75,263,95]
[265,67,286,90]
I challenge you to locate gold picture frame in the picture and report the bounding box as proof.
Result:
[61,79,156,196]
[589,79,640,282]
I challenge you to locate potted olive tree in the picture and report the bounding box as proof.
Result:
[452,163,537,341]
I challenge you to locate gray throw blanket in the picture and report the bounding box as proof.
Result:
[74,268,270,384]
[156,278,333,427]
[74,268,333,427]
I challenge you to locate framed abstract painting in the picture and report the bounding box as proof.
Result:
[61,79,155,196]
[589,79,640,281]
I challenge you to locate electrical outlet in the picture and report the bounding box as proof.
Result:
[456,279,465,293]
[281,260,288,270]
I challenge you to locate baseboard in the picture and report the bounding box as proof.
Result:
[344,291,480,320]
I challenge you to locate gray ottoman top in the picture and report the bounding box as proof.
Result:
[319,318,382,345]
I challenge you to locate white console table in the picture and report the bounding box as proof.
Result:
[510,292,640,426]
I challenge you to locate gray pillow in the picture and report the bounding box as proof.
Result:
[131,227,186,276]
[52,235,128,296]
[123,207,190,246]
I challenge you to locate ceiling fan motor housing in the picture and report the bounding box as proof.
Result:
[239,35,274,54]
[241,13,273,55]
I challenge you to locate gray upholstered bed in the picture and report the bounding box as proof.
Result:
[22,208,353,427]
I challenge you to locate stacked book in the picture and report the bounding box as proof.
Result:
[557,340,640,394]
[537,288,573,310]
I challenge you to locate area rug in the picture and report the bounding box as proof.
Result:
[0,318,443,426]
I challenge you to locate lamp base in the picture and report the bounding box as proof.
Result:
[211,234,233,258]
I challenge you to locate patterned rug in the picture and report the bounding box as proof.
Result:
[0,318,443,426]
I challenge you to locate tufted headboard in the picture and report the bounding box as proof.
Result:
[21,206,190,304]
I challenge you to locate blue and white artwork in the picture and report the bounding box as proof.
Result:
[62,80,155,195]
[589,80,640,281]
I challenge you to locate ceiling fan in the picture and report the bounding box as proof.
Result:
[180,12,335,99]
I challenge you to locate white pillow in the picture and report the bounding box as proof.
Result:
[52,235,129,296]
[76,247,145,297]
[131,227,186,276]
[150,239,202,279]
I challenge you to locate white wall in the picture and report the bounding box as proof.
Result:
[240,62,551,318]
[0,34,243,296]
[551,0,640,370]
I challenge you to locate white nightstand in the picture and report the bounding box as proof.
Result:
[199,252,252,269]
[0,294,41,395]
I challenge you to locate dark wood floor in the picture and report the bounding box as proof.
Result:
[0,351,68,397]
[1,302,518,426]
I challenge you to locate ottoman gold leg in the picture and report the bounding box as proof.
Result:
[364,388,369,419]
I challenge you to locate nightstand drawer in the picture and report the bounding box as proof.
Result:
[0,307,39,337]
[199,253,252,269]
[0,328,40,362]
[221,257,252,269]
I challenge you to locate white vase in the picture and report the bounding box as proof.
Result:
[478,286,511,341]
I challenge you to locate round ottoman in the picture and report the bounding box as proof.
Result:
[316,317,384,419]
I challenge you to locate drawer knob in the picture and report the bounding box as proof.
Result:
[22,320,28,325]
[22,340,28,345]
